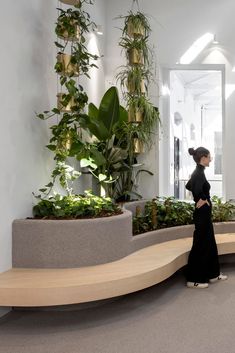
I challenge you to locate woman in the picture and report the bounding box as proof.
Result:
[185,147,227,288]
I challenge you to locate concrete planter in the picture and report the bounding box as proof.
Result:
[12,198,235,270]
[12,210,132,268]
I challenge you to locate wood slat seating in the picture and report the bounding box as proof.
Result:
[0,233,235,307]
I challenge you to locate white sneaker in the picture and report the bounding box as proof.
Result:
[209,274,228,283]
[187,282,209,289]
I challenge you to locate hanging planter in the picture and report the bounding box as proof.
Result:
[127,79,145,94]
[56,20,81,41]
[57,93,76,112]
[128,106,143,123]
[128,49,144,65]
[122,10,151,39]
[133,138,144,154]
[57,131,73,151]
[127,21,145,38]
[56,53,79,76]
[59,0,80,5]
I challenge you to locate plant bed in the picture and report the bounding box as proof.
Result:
[32,192,121,219]
[12,197,235,271]
[129,196,235,235]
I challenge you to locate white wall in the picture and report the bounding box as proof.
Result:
[0,0,57,274]
[0,0,106,277]
[0,0,57,317]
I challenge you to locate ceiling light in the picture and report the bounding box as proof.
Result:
[179,33,214,64]
[232,66,235,72]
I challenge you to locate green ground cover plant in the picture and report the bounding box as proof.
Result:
[133,196,235,235]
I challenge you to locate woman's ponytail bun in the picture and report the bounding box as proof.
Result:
[188,148,195,156]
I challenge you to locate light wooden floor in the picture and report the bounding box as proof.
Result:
[0,234,235,307]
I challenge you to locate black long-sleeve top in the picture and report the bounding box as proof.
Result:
[185,164,210,203]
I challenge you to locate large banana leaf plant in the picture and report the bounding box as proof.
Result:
[79,86,130,197]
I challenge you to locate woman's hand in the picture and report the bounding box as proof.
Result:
[196,199,210,208]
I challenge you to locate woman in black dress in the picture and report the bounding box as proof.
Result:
[186,147,227,288]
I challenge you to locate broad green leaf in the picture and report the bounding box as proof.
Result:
[80,158,90,168]
[88,103,98,119]
[80,158,97,169]
[80,114,109,141]
[119,105,128,123]
[90,148,106,166]
[98,86,120,137]
[46,144,56,151]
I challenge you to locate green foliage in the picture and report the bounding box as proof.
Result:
[117,65,150,96]
[115,7,160,201]
[82,87,121,141]
[55,2,99,78]
[79,87,129,196]
[119,36,150,65]
[211,195,235,222]
[33,191,121,219]
[34,161,81,198]
[132,197,235,235]
[121,10,151,38]
[35,0,99,198]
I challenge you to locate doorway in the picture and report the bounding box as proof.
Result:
[159,65,225,200]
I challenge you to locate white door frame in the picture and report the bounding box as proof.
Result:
[158,64,226,198]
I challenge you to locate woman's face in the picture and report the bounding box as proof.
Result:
[200,153,212,167]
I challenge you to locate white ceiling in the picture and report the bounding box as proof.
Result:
[106,0,235,72]
[174,70,222,109]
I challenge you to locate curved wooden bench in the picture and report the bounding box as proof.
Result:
[0,233,235,307]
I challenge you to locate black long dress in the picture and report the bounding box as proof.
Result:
[185,164,220,283]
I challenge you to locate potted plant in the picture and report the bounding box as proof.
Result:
[119,36,149,66]
[79,86,129,198]
[115,6,160,201]
[55,7,81,41]
[117,65,149,95]
[37,0,99,195]
[55,53,80,76]
[123,11,151,38]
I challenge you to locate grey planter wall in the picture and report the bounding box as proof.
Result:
[12,202,235,269]
[12,210,132,268]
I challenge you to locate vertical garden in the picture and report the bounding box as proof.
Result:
[33,0,161,218]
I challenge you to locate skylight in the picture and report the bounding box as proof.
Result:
[179,33,214,64]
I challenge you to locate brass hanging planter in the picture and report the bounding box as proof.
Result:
[128,49,144,65]
[59,0,80,5]
[128,106,143,123]
[127,22,145,38]
[133,138,144,154]
[127,79,145,94]
[57,93,76,112]
[56,53,79,76]
[57,22,80,41]
[58,132,73,151]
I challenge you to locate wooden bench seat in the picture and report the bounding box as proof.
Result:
[0,233,235,307]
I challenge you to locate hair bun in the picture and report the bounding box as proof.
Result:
[188,148,195,156]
